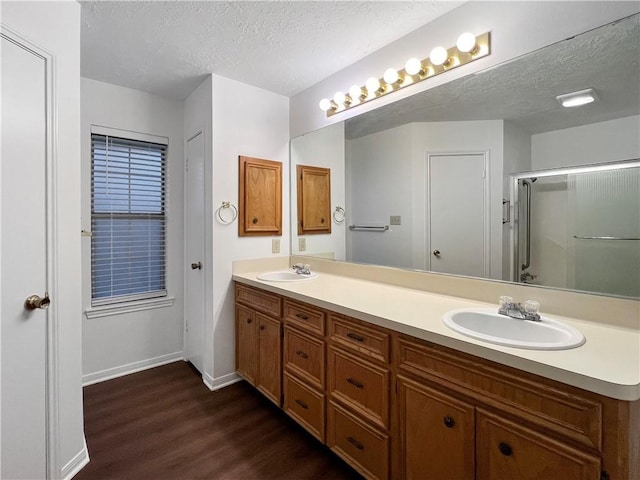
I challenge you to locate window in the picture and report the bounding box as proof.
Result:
[91,132,167,305]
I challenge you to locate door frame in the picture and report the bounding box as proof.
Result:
[425,151,491,276]
[1,25,59,479]
[183,129,206,374]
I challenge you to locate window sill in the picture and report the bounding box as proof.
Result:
[85,296,175,319]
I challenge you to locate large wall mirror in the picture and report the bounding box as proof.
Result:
[290,13,640,299]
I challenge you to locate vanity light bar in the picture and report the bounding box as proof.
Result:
[319,31,491,117]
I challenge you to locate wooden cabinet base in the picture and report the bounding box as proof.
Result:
[327,400,389,480]
[283,372,325,442]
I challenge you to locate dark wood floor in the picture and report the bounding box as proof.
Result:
[76,361,362,480]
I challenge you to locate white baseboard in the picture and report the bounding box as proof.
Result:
[82,352,184,386]
[205,371,242,391]
[61,435,89,480]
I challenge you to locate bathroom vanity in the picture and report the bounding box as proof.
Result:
[233,267,639,480]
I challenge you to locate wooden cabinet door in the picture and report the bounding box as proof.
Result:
[297,164,331,234]
[239,156,282,236]
[476,409,601,480]
[398,375,475,480]
[257,313,282,406]
[236,305,257,384]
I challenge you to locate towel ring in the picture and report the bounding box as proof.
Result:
[216,201,238,225]
[333,206,346,223]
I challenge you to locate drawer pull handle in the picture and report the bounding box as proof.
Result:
[259,325,265,331]
[346,378,364,389]
[295,399,308,410]
[443,416,455,428]
[295,350,308,359]
[347,436,364,450]
[247,319,252,324]
[498,442,513,457]
[295,313,309,320]
[346,332,365,342]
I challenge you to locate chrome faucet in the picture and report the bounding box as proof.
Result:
[292,263,311,275]
[498,297,541,322]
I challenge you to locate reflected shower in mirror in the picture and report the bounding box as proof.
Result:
[290,13,640,298]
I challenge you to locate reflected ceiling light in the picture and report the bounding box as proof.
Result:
[456,32,478,53]
[405,57,425,76]
[319,31,491,116]
[429,46,449,66]
[556,88,598,107]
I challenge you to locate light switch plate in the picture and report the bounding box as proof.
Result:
[390,215,401,225]
[272,238,280,254]
[298,237,306,251]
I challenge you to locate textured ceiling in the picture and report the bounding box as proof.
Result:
[346,14,640,138]
[81,1,462,100]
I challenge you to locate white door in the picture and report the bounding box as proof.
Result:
[1,34,49,479]
[428,153,489,277]
[185,132,205,373]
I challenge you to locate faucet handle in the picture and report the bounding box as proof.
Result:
[499,296,513,308]
[524,300,540,315]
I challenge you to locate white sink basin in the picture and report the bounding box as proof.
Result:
[442,308,585,350]
[256,270,318,282]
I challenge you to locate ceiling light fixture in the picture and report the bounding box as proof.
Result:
[556,88,598,108]
[319,31,491,116]
[405,57,425,76]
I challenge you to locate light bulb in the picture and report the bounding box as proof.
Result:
[333,91,346,105]
[365,77,381,94]
[349,84,364,100]
[383,68,399,85]
[429,46,449,66]
[318,98,332,111]
[405,57,424,76]
[456,32,477,53]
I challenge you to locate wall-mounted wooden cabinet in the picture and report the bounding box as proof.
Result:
[297,164,331,235]
[238,156,282,236]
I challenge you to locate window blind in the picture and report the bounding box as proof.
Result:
[91,133,167,305]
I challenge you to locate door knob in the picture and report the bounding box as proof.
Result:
[191,261,202,270]
[433,249,441,257]
[24,292,50,311]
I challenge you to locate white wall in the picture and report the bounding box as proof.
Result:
[1,1,85,476]
[210,75,290,382]
[531,115,640,169]
[291,122,346,259]
[81,78,185,383]
[347,124,414,268]
[290,1,638,137]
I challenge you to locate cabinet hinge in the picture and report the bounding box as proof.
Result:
[600,471,610,480]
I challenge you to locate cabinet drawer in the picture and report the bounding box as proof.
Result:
[329,314,390,363]
[283,299,325,336]
[284,327,325,390]
[283,373,325,442]
[327,400,389,480]
[477,409,601,480]
[328,346,390,430]
[235,284,281,317]
[396,336,602,450]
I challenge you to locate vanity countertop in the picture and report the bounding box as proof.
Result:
[233,270,640,401]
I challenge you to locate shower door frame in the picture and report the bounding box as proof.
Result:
[509,159,640,285]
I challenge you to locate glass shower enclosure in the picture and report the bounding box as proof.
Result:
[511,160,640,298]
